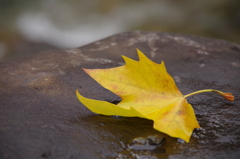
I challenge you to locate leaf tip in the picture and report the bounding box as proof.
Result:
[82,67,88,73]
[121,55,137,65]
[136,48,147,61]
[76,89,81,99]
[82,68,95,76]
[160,60,165,66]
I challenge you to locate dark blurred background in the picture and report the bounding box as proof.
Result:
[0,0,239,62]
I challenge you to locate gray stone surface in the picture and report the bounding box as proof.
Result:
[0,31,240,159]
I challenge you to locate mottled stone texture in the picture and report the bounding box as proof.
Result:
[0,31,240,159]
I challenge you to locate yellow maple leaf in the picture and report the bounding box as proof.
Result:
[76,49,234,142]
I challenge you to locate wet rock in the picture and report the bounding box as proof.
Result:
[0,31,240,159]
[147,135,165,145]
[118,134,165,158]
[128,135,164,150]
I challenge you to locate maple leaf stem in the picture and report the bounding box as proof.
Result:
[184,89,234,101]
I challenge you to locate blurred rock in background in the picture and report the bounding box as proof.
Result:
[0,0,239,62]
